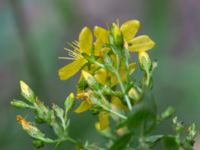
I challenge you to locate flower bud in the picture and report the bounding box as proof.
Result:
[16,115,39,132]
[11,99,33,109]
[128,88,140,102]
[138,51,151,72]
[111,23,123,48]
[81,70,99,90]
[64,93,75,112]
[20,80,35,103]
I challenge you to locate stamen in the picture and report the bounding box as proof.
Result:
[58,57,77,60]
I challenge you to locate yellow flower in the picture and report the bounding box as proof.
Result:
[114,19,155,52]
[58,27,93,80]
[96,20,155,53]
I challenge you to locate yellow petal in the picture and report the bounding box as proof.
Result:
[121,63,136,81]
[128,35,155,52]
[110,63,136,87]
[98,111,109,130]
[98,47,111,57]
[94,26,109,52]
[112,23,121,40]
[129,63,136,74]
[94,68,108,85]
[81,70,97,87]
[95,122,101,130]
[111,96,127,111]
[110,72,118,87]
[74,100,91,113]
[94,26,108,39]
[120,65,127,82]
[58,58,87,80]
[79,27,93,54]
[120,20,140,42]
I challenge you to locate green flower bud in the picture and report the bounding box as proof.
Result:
[161,107,175,120]
[20,80,35,103]
[64,93,75,112]
[138,51,152,72]
[128,88,140,102]
[11,99,33,109]
[81,70,100,90]
[110,23,123,48]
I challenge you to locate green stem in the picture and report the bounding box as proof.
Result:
[98,91,127,120]
[124,49,131,84]
[114,71,132,110]
[145,71,151,88]
[106,106,127,120]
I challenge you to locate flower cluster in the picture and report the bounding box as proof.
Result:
[58,19,155,130]
[11,19,197,150]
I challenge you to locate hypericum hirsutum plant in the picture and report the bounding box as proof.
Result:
[11,19,197,150]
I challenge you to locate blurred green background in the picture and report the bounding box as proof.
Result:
[1,0,200,149]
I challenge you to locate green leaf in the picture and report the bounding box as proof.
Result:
[123,90,157,136]
[188,123,197,140]
[64,93,75,112]
[161,106,175,120]
[77,78,88,90]
[50,112,64,137]
[163,136,179,150]
[145,135,163,147]
[32,140,44,148]
[34,99,51,123]
[109,133,132,150]
[103,53,114,72]
[52,104,64,122]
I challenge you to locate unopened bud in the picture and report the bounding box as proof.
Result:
[11,99,33,109]
[64,92,75,112]
[138,51,151,72]
[20,80,35,103]
[111,23,123,48]
[128,88,140,101]
[81,70,99,90]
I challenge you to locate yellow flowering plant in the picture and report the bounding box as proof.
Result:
[11,19,196,150]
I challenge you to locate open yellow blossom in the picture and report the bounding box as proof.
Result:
[58,27,93,80]
[93,20,155,53]
[113,19,155,52]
